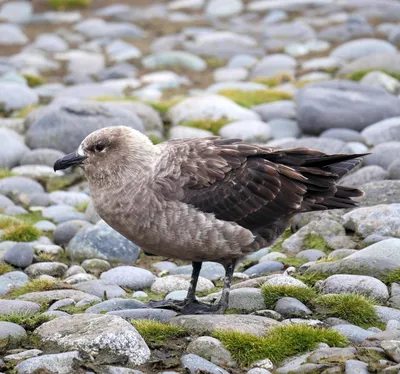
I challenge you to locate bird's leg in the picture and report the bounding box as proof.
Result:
[213,260,236,314]
[184,261,202,302]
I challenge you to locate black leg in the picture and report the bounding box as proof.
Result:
[215,260,236,313]
[185,262,202,302]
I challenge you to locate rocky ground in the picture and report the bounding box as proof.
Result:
[0,0,400,373]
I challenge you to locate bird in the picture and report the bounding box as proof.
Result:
[54,126,368,314]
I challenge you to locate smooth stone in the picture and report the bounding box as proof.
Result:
[85,298,145,314]
[320,128,365,143]
[0,129,29,169]
[359,181,400,206]
[0,322,27,351]
[48,298,75,311]
[64,273,97,285]
[48,191,89,207]
[270,137,351,154]
[361,117,400,146]
[260,252,287,262]
[227,288,265,312]
[307,347,357,364]
[169,262,225,281]
[0,194,14,210]
[332,324,375,344]
[0,1,32,23]
[17,289,100,304]
[274,297,311,318]
[74,18,144,39]
[100,266,155,290]
[250,54,296,78]
[364,142,400,169]
[169,126,214,140]
[360,71,400,95]
[3,349,42,365]
[0,23,28,45]
[165,290,188,301]
[81,258,111,275]
[33,33,68,53]
[54,220,92,246]
[205,0,243,18]
[296,249,326,262]
[263,275,308,288]
[34,221,56,232]
[3,205,28,215]
[253,101,296,122]
[375,306,400,323]
[181,354,229,374]
[151,275,214,294]
[74,280,126,299]
[268,119,301,139]
[41,205,85,224]
[219,121,271,142]
[25,262,67,278]
[345,360,369,374]
[106,40,141,63]
[243,261,284,277]
[0,300,40,315]
[0,272,29,295]
[3,243,33,268]
[0,176,43,196]
[340,165,389,188]
[143,51,206,71]
[381,340,400,363]
[108,308,177,323]
[213,67,248,82]
[389,159,400,179]
[152,261,177,272]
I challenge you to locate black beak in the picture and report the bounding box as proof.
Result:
[54,151,87,172]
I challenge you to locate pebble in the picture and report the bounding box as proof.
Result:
[332,324,376,344]
[25,262,68,278]
[181,354,230,374]
[170,262,225,281]
[243,261,284,276]
[74,280,126,299]
[0,321,27,350]
[0,272,29,295]
[53,220,92,246]
[0,129,29,168]
[151,275,214,294]
[3,243,33,268]
[0,299,40,315]
[100,266,155,290]
[109,308,178,322]
[228,288,266,312]
[274,297,312,318]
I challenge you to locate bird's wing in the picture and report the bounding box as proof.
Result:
[152,137,312,231]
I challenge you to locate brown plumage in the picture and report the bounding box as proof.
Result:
[54,126,367,314]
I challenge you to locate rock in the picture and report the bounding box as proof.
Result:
[14,351,82,374]
[364,142,400,169]
[3,349,42,365]
[213,67,248,82]
[206,0,243,17]
[26,101,144,154]
[319,274,389,302]
[64,273,96,285]
[0,129,29,168]
[0,23,28,45]
[49,191,89,207]
[0,300,40,315]
[0,272,29,295]
[168,95,260,125]
[106,40,142,63]
[219,121,271,142]
[296,81,400,134]
[35,314,150,366]
[359,181,400,206]
[181,354,230,374]
[108,308,177,323]
[389,159,400,180]
[248,369,272,374]
[100,266,155,290]
[260,119,299,138]
[271,137,352,154]
[320,128,365,143]
[360,71,400,95]
[152,261,177,272]
[274,297,311,318]
[74,280,126,299]
[331,39,396,61]
[143,51,206,71]
[360,125,395,160]
[169,126,214,139]
[151,275,214,294]
[332,324,375,344]
[3,205,28,215]
[186,336,236,367]
[381,340,400,363]
[170,314,279,337]
[48,298,75,311]
[41,205,84,224]
[345,360,369,374]
[0,322,27,351]
[263,275,308,288]
[263,20,315,42]
[250,54,296,78]
[243,261,284,276]
[260,252,287,262]
[3,243,33,268]
[74,18,144,39]
[67,221,140,264]
[25,262,68,278]
[33,33,68,53]
[307,347,357,364]
[12,165,61,180]
[228,288,265,312]
[296,249,326,262]
[85,298,145,314]
[54,220,92,246]
[81,258,111,275]
[0,194,14,210]
[18,290,92,303]
[34,221,56,233]
[0,82,38,112]
[343,204,400,239]
[0,1,32,23]
[375,306,400,323]
[253,101,296,122]
[340,165,389,188]
[0,176,44,196]
[169,262,225,281]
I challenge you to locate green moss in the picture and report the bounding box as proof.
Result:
[314,294,381,329]
[204,57,226,68]
[278,257,308,267]
[252,73,295,88]
[148,134,164,145]
[261,284,318,308]
[23,74,45,88]
[181,118,231,135]
[131,320,187,344]
[0,263,14,275]
[3,224,40,242]
[294,271,330,287]
[45,174,82,192]
[148,98,182,114]
[0,312,53,331]
[74,201,88,213]
[346,69,400,82]
[382,268,400,285]
[58,303,94,314]
[12,105,37,119]
[15,211,44,226]
[303,233,331,252]
[213,324,348,367]
[0,215,22,230]
[0,169,15,179]
[48,0,91,10]
[218,89,292,108]
[8,279,72,298]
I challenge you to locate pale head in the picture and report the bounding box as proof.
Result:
[54,126,157,185]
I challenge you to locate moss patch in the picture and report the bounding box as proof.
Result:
[313,294,381,329]
[131,320,187,344]
[204,57,226,68]
[252,72,296,88]
[15,211,45,226]
[0,312,53,331]
[0,263,14,275]
[58,303,94,314]
[279,257,308,267]
[12,105,37,119]
[0,216,22,230]
[74,201,88,213]
[294,271,330,287]
[302,233,331,252]
[2,224,40,242]
[261,284,318,308]
[181,118,231,135]
[218,89,292,108]
[383,268,400,285]
[213,324,348,367]
[0,169,15,179]
[23,74,45,88]
[47,0,91,10]
[346,69,400,82]
[8,279,72,298]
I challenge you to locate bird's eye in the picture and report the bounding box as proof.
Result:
[94,144,105,152]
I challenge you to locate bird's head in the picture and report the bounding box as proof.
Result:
[54,126,156,184]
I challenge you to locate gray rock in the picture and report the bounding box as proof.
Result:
[271,137,352,154]
[18,289,92,303]
[0,176,44,196]
[389,159,400,180]
[263,275,308,288]
[243,261,284,276]
[3,349,42,365]
[54,220,91,246]
[26,101,144,154]
[268,119,300,139]
[343,204,400,239]
[170,262,225,281]
[0,1,32,23]
[307,347,356,364]
[247,369,271,374]
[165,290,188,301]
[364,142,400,169]
[320,128,365,143]
[253,101,296,122]
[42,205,85,224]
[84,200,101,224]
[74,18,144,39]
[106,39,142,63]
[331,38,396,61]
[0,322,27,350]
[360,71,400,95]
[64,273,96,285]
[227,288,265,312]
[206,0,243,17]
[345,359,369,374]
[0,300,40,315]
[48,191,89,207]
[143,51,206,71]
[151,275,214,294]
[81,258,111,275]
[250,54,296,78]
[296,249,326,262]
[386,320,400,331]
[375,306,400,323]
[12,165,59,180]
[219,121,271,142]
[35,314,150,366]
[0,82,38,112]
[0,23,28,45]
[0,271,29,295]
[260,252,287,262]
[296,81,400,134]
[332,324,375,344]
[100,266,155,290]
[14,351,81,374]
[104,367,144,374]
[108,308,177,322]
[96,63,137,81]
[381,340,400,363]
[181,354,230,374]
[359,181,400,206]
[187,336,236,368]
[169,126,214,140]
[340,165,389,188]
[274,297,311,318]
[74,280,126,299]
[33,33,68,53]
[23,193,50,207]
[319,20,373,43]
[34,221,56,233]
[262,21,315,42]
[3,243,33,268]
[48,298,75,311]
[0,194,14,210]
[152,261,177,272]
[3,205,27,215]
[170,314,279,337]
[319,274,389,302]
[85,298,145,314]
[65,265,85,277]
[25,262,68,278]
[0,129,29,168]
[67,221,140,264]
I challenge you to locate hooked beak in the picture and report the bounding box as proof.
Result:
[54,151,87,172]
